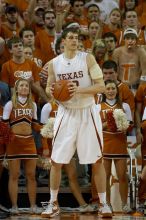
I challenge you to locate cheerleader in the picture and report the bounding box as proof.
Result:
[96,79,133,213]
[2,79,39,214]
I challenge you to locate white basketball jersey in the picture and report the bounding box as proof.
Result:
[53,51,95,108]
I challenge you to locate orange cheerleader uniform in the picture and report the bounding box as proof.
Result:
[99,101,129,159]
[6,101,38,160]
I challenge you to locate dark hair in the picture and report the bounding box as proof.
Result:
[19,27,35,38]
[70,0,85,7]
[61,27,79,39]
[55,36,63,55]
[124,0,138,10]
[7,37,23,49]
[43,10,56,21]
[102,79,122,106]
[87,4,100,11]
[103,32,117,42]
[102,60,118,72]
[5,5,18,14]
[123,9,137,19]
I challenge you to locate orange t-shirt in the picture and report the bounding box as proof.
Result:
[1,59,40,87]
[135,84,146,115]
[102,25,122,46]
[5,0,28,14]
[35,30,56,64]
[1,24,20,41]
[83,38,92,52]
[118,81,135,114]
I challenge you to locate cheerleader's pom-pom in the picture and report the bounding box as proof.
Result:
[106,110,117,132]
[40,117,55,138]
[113,109,129,131]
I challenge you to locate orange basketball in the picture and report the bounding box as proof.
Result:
[52,80,72,102]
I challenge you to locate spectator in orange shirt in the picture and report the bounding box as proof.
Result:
[83,21,101,52]
[0,37,48,103]
[19,27,44,66]
[102,8,122,46]
[35,10,62,63]
[1,5,24,41]
[24,7,45,34]
[5,0,36,17]
[65,0,88,32]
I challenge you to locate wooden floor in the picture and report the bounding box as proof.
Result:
[4,212,146,220]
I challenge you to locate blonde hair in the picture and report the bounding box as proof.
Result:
[12,78,34,110]
[92,39,106,54]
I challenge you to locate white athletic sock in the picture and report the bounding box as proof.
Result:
[50,189,59,203]
[98,192,107,204]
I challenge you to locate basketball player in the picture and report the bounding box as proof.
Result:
[2,79,40,215]
[112,27,146,95]
[41,28,112,218]
[41,101,98,212]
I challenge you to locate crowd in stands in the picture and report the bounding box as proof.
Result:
[0,0,146,218]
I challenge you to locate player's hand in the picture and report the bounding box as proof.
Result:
[68,81,78,96]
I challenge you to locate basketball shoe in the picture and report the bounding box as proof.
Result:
[41,201,60,218]
[122,204,132,213]
[98,203,113,218]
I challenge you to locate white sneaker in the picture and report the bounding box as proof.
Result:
[41,201,60,218]
[10,206,19,215]
[98,203,113,218]
[41,201,49,210]
[122,204,132,213]
[77,204,98,213]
